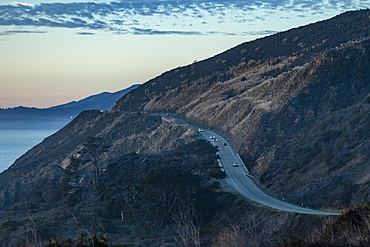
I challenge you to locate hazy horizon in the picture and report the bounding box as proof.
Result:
[1,0,369,108]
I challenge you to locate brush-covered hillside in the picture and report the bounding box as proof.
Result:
[0,110,232,245]
[115,9,370,210]
[0,9,370,246]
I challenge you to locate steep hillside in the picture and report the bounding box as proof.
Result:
[113,9,370,210]
[114,9,370,113]
[0,110,199,210]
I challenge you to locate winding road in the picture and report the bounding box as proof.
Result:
[161,114,340,216]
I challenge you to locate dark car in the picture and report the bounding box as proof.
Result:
[167,113,170,116]
[223,143,227,146]
[233,162,239,167]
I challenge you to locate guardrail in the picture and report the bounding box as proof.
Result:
[236,152,253,178]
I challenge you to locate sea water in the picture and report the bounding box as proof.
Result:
[0,129,57,173]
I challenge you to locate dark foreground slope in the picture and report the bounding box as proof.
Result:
[0,110,231,245]
[114,9,370,210]
[0,110,189,210]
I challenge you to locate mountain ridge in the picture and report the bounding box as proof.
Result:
[0,84,140,129]
[113,9,370,113]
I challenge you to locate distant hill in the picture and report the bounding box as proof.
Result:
[0,84,140,129]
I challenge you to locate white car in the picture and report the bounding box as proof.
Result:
[198,128,203,132]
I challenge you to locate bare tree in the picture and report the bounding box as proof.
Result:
[80,136,110,187]
[172,205,201,247]
[20,210,42,247]
[211,215,262,247]
[242,215,262,247]
[211,225,248,247]
[65,156,82,198]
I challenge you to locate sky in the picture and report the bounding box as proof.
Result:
[0,0,369,109]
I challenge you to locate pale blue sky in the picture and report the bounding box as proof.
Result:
[0,0,368,108]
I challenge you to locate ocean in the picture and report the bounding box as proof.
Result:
[0,129,57,173]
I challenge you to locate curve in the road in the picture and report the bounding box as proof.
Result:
[161,114,341,216]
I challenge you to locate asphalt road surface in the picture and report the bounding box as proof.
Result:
[161,114,341,215]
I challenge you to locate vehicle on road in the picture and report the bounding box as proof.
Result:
[213,138,218,142]
[163,114,340,215]
[198,128,203,132]
[166,113,171,116]
[223,143,227,146]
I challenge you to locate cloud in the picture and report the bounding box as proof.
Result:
[10,2,34,6]
[131,27,203,35]
[243,30,277,36]
[0,0,365,36]
[76,31,95,35]
[0,30,47,35]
